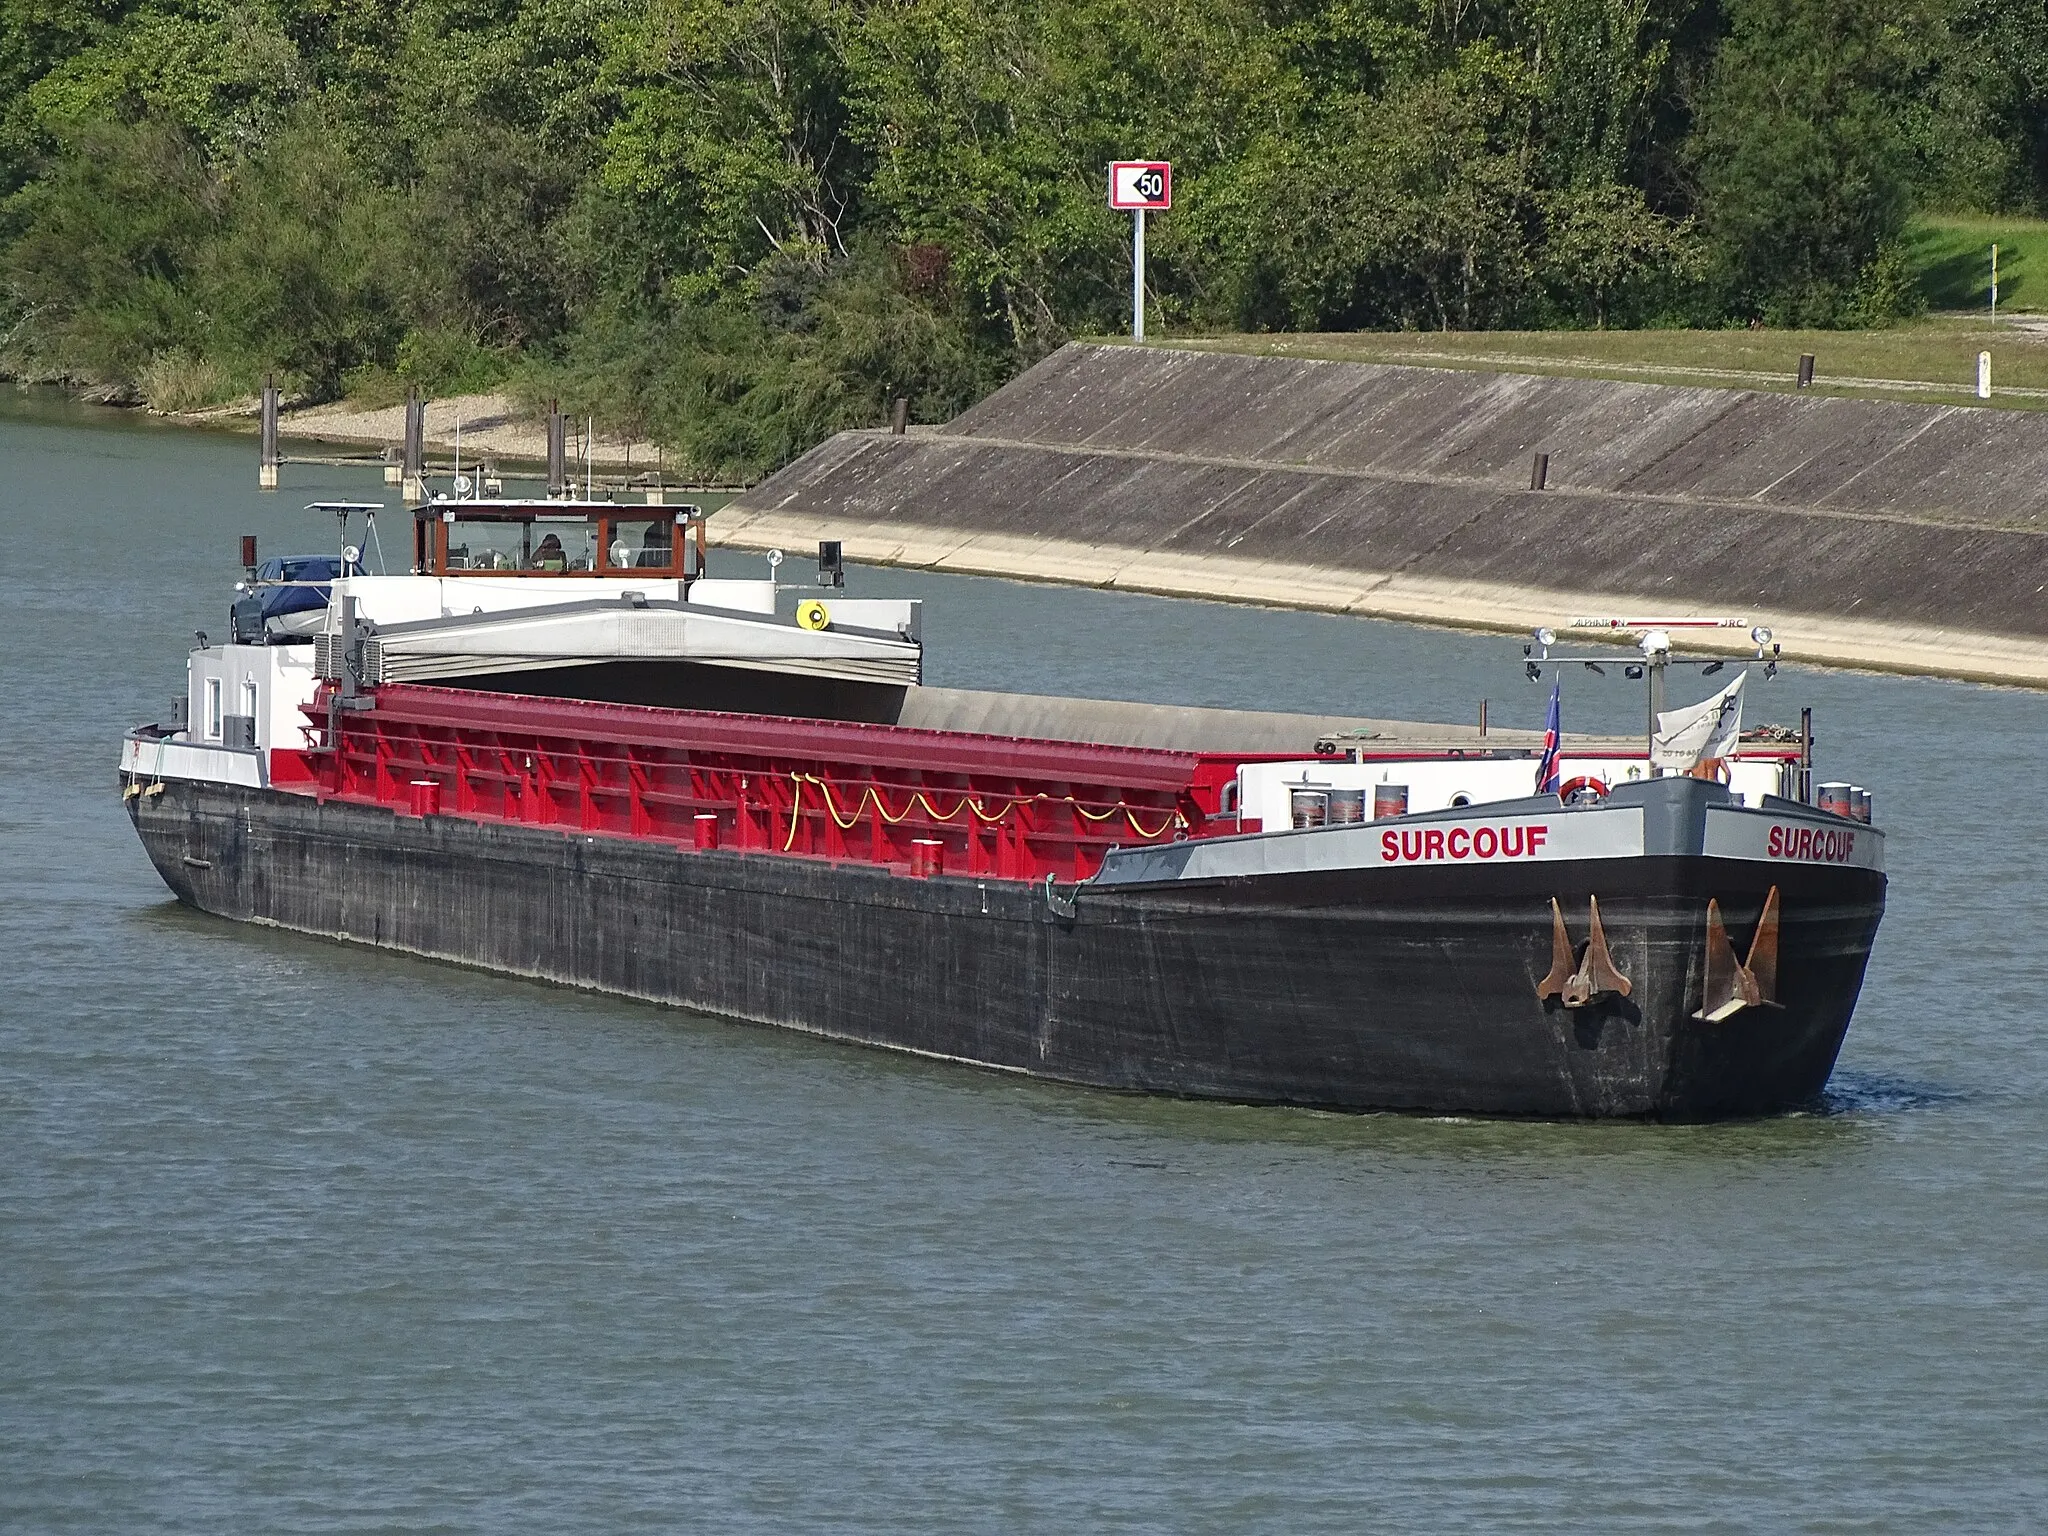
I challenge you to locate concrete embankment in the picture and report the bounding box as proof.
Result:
[714,342,2048,686]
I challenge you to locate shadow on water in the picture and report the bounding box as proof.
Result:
[1819,1069,1970,1117]
[999,1074,1906,1170]
[0,383,217,437]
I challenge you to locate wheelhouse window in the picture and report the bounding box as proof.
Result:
[205,678,223,739]
[444,517,600,572]
[605,518,674,571]
[423,504,689,579]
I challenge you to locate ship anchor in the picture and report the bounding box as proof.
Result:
[1537,895,1633,1008]
[1693,886,1782,1022]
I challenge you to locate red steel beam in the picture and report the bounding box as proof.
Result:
[353,683,1213,793]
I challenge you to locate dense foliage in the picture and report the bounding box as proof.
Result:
[2,0,2044,475]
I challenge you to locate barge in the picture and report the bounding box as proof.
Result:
[121,497,1886,1117]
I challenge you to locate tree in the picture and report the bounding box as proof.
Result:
[599,0,861,288]
[1688,0,1930,324]
[1,117,216,386]
[1538,181,1700,325]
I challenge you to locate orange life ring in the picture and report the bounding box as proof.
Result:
[1556,774,1610,806]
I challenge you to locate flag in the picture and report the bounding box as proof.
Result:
[1535,681,1562,794]
[1653,672,1745,773]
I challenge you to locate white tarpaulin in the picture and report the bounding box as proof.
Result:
[1653,672,1744,771]
[365,599,925,687]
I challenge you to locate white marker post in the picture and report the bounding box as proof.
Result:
[1109,161,1171,341]
[1978,350,1992,401]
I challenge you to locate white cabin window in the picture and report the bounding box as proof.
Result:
[242,679,259,724]
[206,678,222,739]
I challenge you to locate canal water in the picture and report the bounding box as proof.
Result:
[4,392,2045,1531]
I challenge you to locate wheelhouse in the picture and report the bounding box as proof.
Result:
[411,499,708,581]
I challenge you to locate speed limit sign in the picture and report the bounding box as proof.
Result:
[1110,161,1170,341]
[1109,161,1171,209]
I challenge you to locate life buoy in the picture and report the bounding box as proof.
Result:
[796,599,831,631]
[1556,774,1610,806]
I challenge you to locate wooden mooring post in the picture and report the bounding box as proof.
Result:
[547,401,568,497]
[258,375,280,490]
[402,388,426,505]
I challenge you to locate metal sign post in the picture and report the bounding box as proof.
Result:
[1133,209,1145,340]
[1109,161,1171,341]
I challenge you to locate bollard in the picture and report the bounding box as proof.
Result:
[890,396,909,435]
[1530,452,1549,491]
[240,535,258,577]
[258,375,280,490]
[1977,351,1992,400]
[1797,354,1815,389]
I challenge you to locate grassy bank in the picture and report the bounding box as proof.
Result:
[1122,217,2048,408]
[1906,214,2048,312]
[1140,314,2048,408]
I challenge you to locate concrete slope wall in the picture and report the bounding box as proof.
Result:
[946,345,2048,522]
[722,343,2048,684]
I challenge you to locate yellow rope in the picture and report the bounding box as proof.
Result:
[1065,798,1123,822]
[1124,807,1181,839]
[783,774,804,851]
[782,771,1187,845]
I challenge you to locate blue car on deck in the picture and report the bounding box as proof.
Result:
[229,555,350,644]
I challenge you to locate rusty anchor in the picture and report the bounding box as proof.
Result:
[1693,885,1782,1022]
[1537,895,1633,1008]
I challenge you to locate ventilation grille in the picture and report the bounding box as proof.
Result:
[313,634,383,686]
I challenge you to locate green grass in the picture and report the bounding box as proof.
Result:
[1906,213,2048,313]
[1132,314,2048,409]
[1102,213,2048,409]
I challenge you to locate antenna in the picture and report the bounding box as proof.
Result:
[1524,622,1780,775]
[305,503,385,577]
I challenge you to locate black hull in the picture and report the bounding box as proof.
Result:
[127,779,1885,1118]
